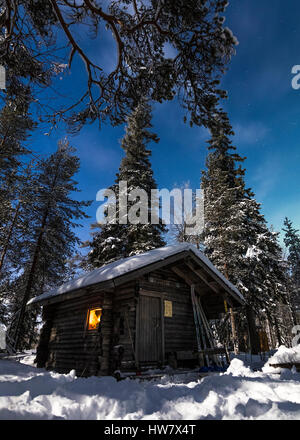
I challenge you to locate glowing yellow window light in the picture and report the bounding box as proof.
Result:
[88,308,102,330]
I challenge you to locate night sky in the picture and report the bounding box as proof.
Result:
[28,0,300,245]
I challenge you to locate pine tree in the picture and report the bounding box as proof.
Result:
[9,139,91,349]
[1,1,237,131]
[283,217,300,315]
[88,101,166,268]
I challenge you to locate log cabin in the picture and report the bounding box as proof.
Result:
[27,244,246,377]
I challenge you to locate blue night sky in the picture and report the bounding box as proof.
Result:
[28,0,300,246]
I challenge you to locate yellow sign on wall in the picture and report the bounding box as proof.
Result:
[164,300,173,317]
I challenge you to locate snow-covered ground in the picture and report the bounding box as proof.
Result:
[266,345,300,366]
[1,347,300,420]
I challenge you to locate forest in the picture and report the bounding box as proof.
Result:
[0,1,299,368]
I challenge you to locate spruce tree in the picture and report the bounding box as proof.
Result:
[202,115,248,283]
[201,115,291,350]
[241,215,291,345]
[0,159,42,281]
[201,121,253,352]
[0,90,35,231]
[283,217,300,315]
[0,94,37,326]
[10,139,91,349]
[88,101,166,268]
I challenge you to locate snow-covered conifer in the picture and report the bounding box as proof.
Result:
[88,101,166,268]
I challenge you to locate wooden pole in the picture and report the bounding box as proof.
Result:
[229,307,239,355]
[223,263,239,355]
[191,285,207,366]
[12,206,50,349]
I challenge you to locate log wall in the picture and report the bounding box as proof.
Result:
[37,289,113,376]
[110,281,138,371]
[37,264,203,376]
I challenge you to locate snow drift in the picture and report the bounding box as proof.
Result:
[267,345,300,365]
[0,352,300,420]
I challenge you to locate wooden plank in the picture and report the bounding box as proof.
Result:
[161,297,165,364]
[185,261,220,295]
[34,286,113,307]
[171,267,204,299]
[140,280,190,292]
[135,289,140,367]
[269,363,300,371]
[112,252,191,288]
[140,290,163,299]
[138,295,162,363]
[188,254,245,306]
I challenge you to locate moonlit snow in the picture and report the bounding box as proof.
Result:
[0,348,300,420]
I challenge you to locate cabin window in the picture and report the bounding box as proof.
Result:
[87,308,102,330]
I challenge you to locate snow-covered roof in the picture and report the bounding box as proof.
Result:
[27,243,245,306]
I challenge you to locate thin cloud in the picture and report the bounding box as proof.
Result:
[250,155,282,201]
[74,131,122,173]
[233,121,269,145]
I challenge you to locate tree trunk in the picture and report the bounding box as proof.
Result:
[223,265,239,355]
[246,305,260,355]
[273,315,282,346]
[287,290,298,327]
[0,202,20,274]
[12,156,62,350]
[12,207,49,349]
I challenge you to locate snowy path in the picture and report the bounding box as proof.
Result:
[0,354,300,420]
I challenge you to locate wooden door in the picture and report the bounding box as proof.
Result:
[137,295,162,363]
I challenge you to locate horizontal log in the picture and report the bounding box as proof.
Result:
[269,362,300,371]
[50,352,100,360]
[165,337,197,344]
[164,327,196,334]
[48,342,100,349]
[165,334,197,341]
[114,288,135,296]
[165,340,197,347]
[52,317,86,326]
[139,286,190,297]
